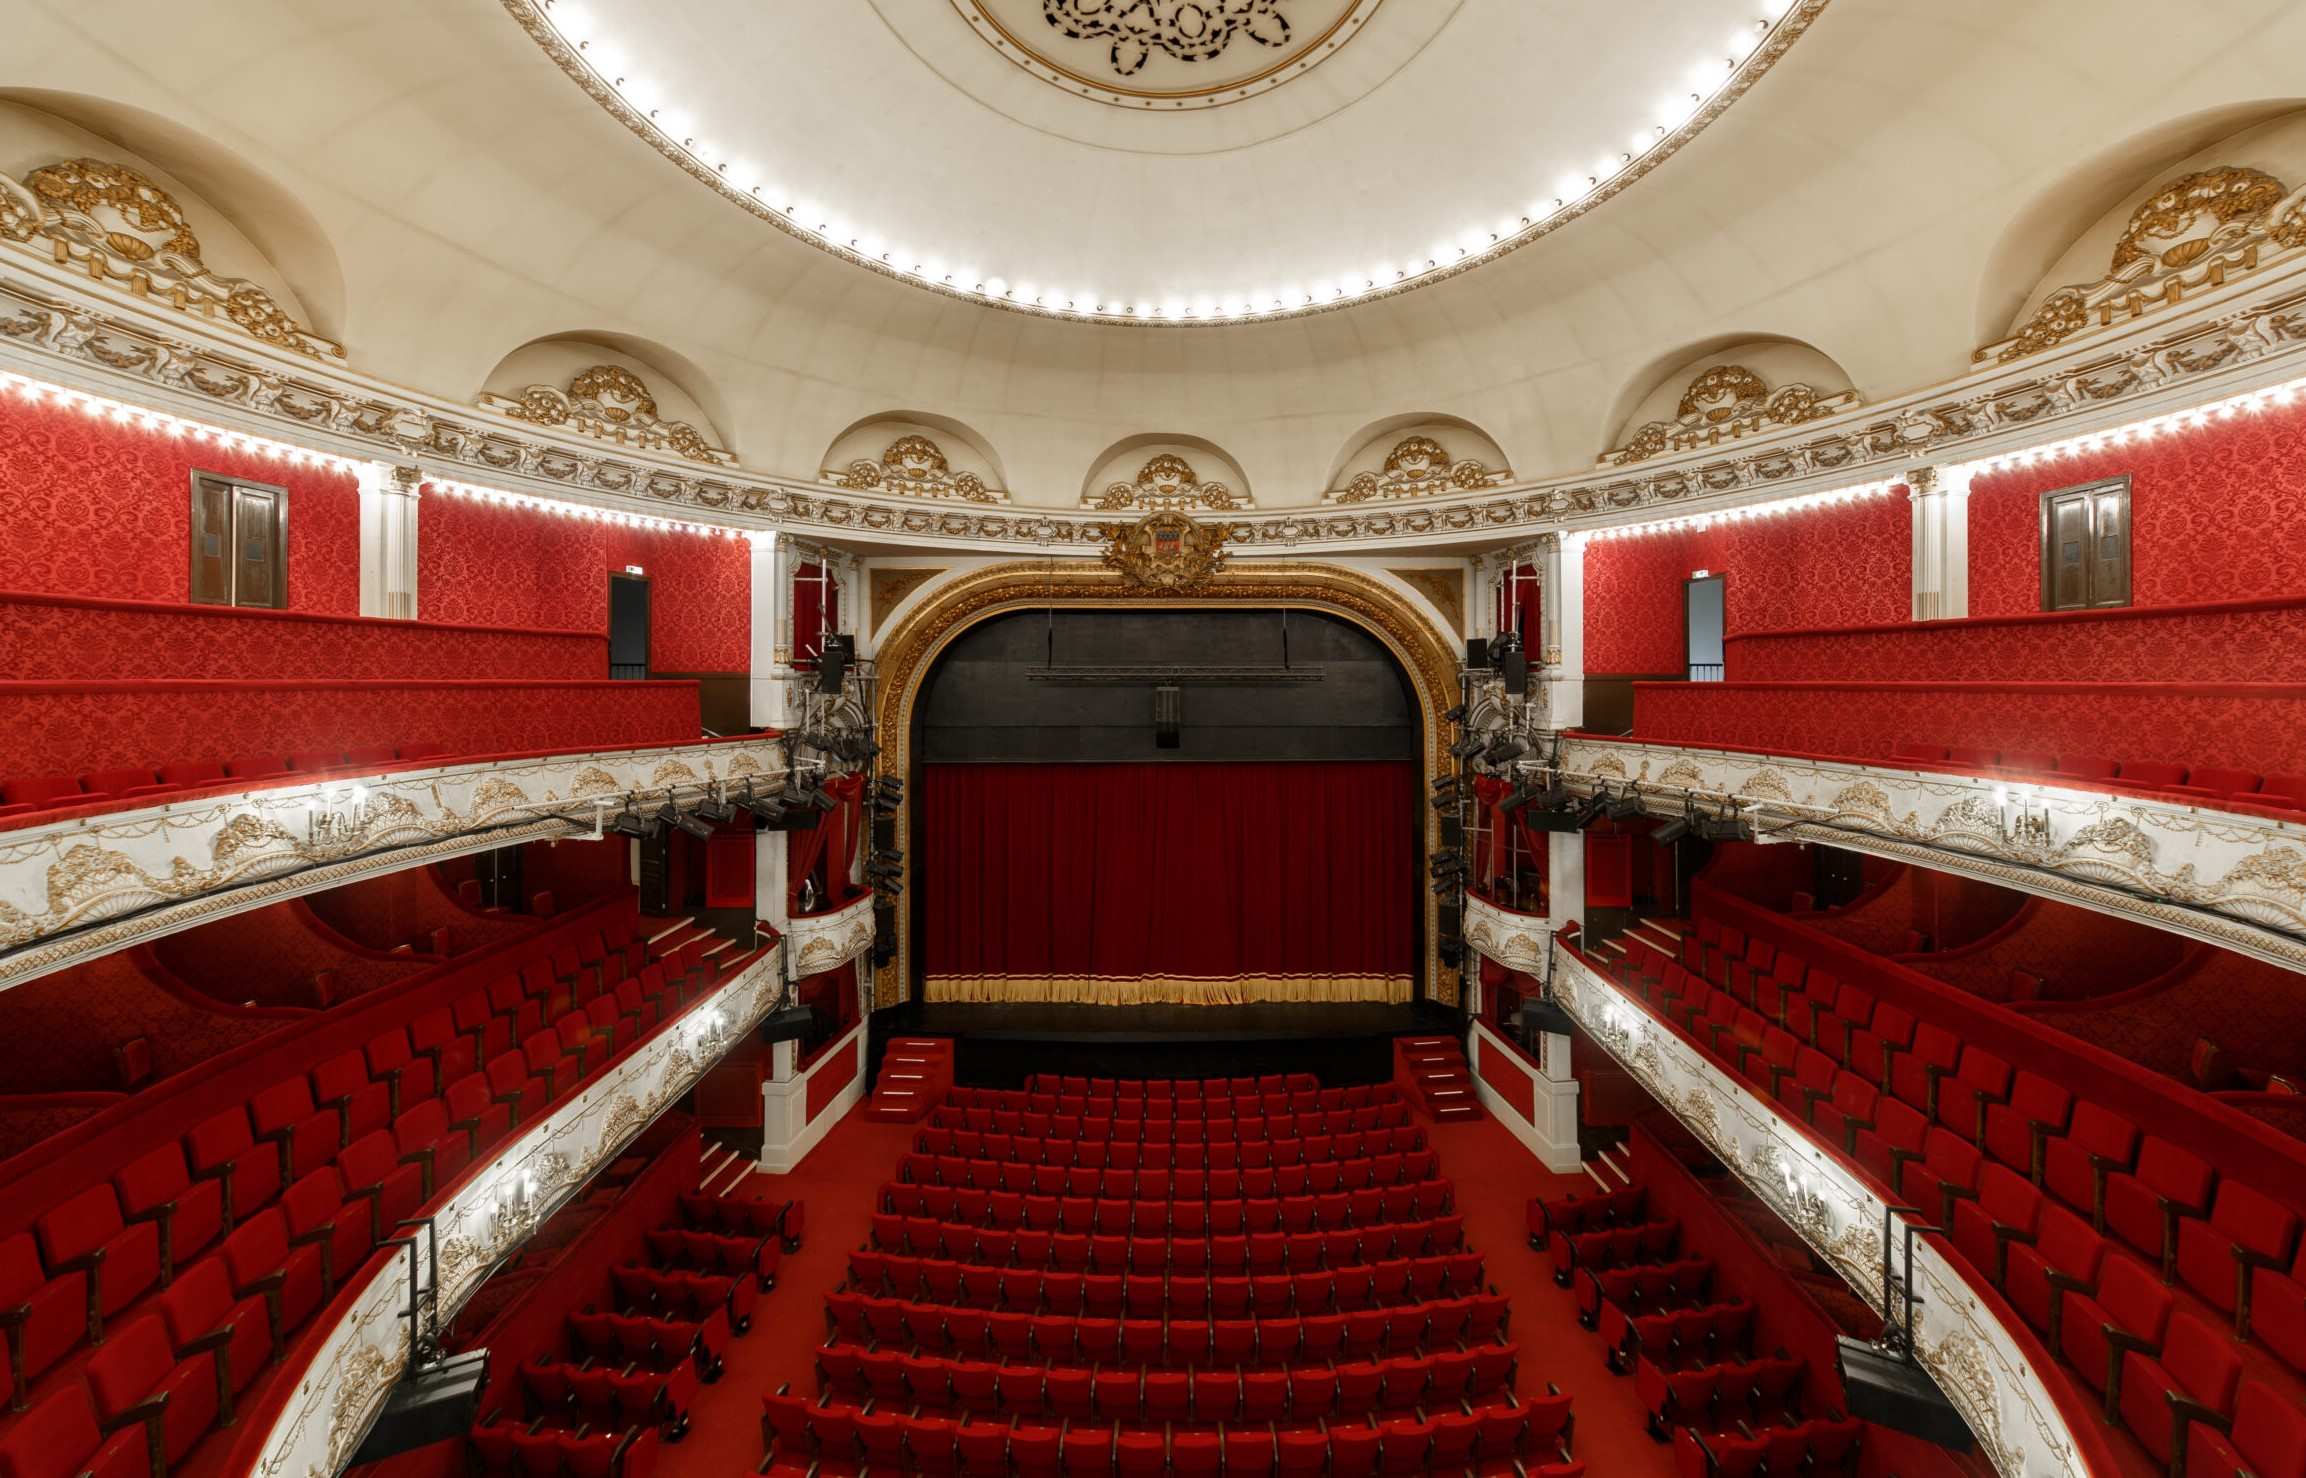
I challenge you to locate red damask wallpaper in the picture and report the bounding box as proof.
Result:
[1969,399,2306,616]
[417,495,750,673]
[1632,681,2306,776]
[0,592,605,681]
[0,395,359,613]
[1582,494,1910,674]
[0,678,701,776]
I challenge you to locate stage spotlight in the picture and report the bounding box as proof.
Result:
[1430,876,1462,896]
[1574,793,1609,828]
[1483,734,1531,766]
[1429,849,1463,871]
[1651,814,1692,845]
[1605,790,1645,821]
[1498,780,1548,814]
[1443,703,1469,724]
[657,802,715,840]
[694,793,737,823]
[1696,812,1754,842]
[608,802,661,840]
[873,778,905,809]
[1516,997,1576,1040]
[1448,734,1487,761]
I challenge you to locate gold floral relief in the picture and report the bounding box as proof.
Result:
[1333,435,1506,503]
[1605,364,1858,465]
[1094,452,1241,511]
[478,364,734,465]
[833,434,999,502]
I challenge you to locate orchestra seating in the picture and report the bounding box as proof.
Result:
[0,913,749,1477]
[762,1074,1582,1477]
[1599,887,2306,1477]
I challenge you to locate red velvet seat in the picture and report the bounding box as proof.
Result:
[2057,1249,2171,1397]
[0,774,103,811]
[83,766,177,800]
[0,1230,87,1400]
[364,1027,440,1114]
[280,1168,370,1297]
[249,1077,343,1183]
[0,1382,148,1478]
[2116,1311,2242,1465]
[1943,745,1998,769]
[1981,1070,2072,1182]
[2119,760,2188,790]
[312,1049,394,1143]
[224,754,293,779]
[442,1074,514,1165]
[521,1029,582,1100]
[36,1184,162,1334]
[86,1313,221,1468]
[2057,755,2119,780]
[2103,1136,2214,1276]
[2187,1378,2306,1478]
[2042,1102,2137,1225]
[187,1105,285,1227]
[2003,1202,2105,1346]
[336,1130,429,1245]
[155,1256,272,1405]
[158,760,229,789]
[486,1051,550,1127]
[112,1141,226,1285]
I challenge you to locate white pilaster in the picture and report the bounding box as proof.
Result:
[748,531,785,729]
[1909,464,1973,621]
[1543,533,1584,731]
[357,462,420,619]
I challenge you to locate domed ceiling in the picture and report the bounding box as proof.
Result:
[514,0,1818,323]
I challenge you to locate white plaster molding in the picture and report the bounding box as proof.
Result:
[759,1024,867,1174]
[0,736,786,990]
[1550,947,2089,1478]
[1463,893,1551,973]
[1466,1018,1581,1173]
[783,893,877,977]
[1557,735,2306,973]
[6,253,2306,554]
[251,940,788,1478]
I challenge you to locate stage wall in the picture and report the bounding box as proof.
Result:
[920,760,1414,1005]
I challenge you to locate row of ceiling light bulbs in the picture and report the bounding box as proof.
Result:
[14,360,2304,541]
[540,0,1800,322]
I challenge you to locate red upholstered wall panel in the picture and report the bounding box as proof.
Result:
[604,525,752,673]
[418,495,606,632]
[1630,680,2306,776]
[0,678,700,775]
[1582,493,1909,673]
[1970,397,2306,616]
[1726,595,2306,683]
[0,591,604,681]
[0,949,302,1094]
[0,394,359,612]
[1472,1029,1535,1125]
[806,1026,861,1121]
[417,495,750,673]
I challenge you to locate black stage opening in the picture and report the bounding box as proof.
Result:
[868,1000,1461,1089]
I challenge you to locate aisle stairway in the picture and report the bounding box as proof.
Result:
[865,1038,954,1123]
[1397,1035,1484,1124]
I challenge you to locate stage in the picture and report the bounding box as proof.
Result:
[865,998,1465,1089]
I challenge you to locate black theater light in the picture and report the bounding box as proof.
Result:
[1696,811,1754,842]
[1651,813,1692,845]
[608,800,661,840]
[657,802,715,840]
[1604,788,1645,821]
[1448,733,1487,761]
[1442,703,1469,724]
[1483,734,1531,766]
[873,777,905,809]
[694,792,737,823]
[1574,793,1610,828]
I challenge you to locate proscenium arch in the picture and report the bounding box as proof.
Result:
[870,561,1465,1011]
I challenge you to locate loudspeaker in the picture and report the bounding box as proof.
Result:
[1835,1340,1975,1450]
[349,1350,490,1463]
[1500,647,1528,698]
[1464,637,1490,670]
[760,1006,816,1045]
[873,814,899,851]
[1516,998,1574,1039]
[1153,684,1183,750]
[815,634,853,694]
[873,902,897,966]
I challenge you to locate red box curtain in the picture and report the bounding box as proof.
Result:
[920,761,1415,1005]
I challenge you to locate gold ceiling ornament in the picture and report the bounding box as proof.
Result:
[1093,451,1242,511]
[1980,166,2306,364]
[0,158,343,360]
[477,363,735,465]
[1333,434,1507,503]
[1043,0,1296,76]
[1603,363,1860,466]
[832,434,1000,502]
[867,559,1463,1012]
[1096,507,1241,590]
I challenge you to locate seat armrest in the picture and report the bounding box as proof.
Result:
[123,1200,180,1284]
[400,1145,438,1199]
[236,1269,289,1345]
[319,1092,355,1141]
[448,1117,485,1158]
[2041,1270,2091,1351]
[98,1393,172,1476]
[189,1160,238,1228]
[1990,1225,2035,1284]
[1936,1182,1978,1230]
[2100,1327,2160,1417]
[51,1247,111,1341]
[492,1090,526,1128]
[289,1225,338,1293]
[342,1183,386,1244]
[254,1124,295,1185]
[2236,1244,2287,1341]
[2026,1121,2055,1186]
[2084,1153,2122,1231]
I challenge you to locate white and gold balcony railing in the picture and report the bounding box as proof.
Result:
[0,734,788,990]
[1554,734,2306,972]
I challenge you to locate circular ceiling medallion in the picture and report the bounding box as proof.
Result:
[954,0,1379,110]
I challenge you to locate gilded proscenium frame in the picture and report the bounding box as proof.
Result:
[869,561,1462,1008]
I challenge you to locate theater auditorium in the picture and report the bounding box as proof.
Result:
[3,3,2306,1475]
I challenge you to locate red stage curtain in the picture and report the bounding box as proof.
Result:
[921,761,1414,1005]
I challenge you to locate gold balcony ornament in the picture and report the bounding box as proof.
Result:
[1980,166,2306,364]
[832,434,999,501]
[478,363,735,465]
[0,158,343,359]
[1603,364,1859,466]
[1334,435,1504,502]
[1094,452,1241,511]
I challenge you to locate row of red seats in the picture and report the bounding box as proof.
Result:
[913,1128,1427,1169]
[0,917,713,1477]
[814,1341,1526,1421]
[1551,1220,1680,1288]
[1637,1354,1806,1441]
[865,1214,1468,1272]
[761,1388,1582,1477]
[1888,743,2306,820]
[1673,1416,1863,1478]
[896,1158,1444,1206]
[1615,913,2306,1475]
[1017,1074,1324,1098]
[518,1355,685,1443]
[562,1313,713,1429]
[877,1184,1457,1242]
[838,1256,1488,1320]
[927,1106,1413,1141]
[1583,1258,1720,1363]
[468,1417,659,1478]
[0,742,449,820]
[1624,1301,1757,1376]
[824,1293,1508,1368]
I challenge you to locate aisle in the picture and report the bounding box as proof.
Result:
[667,1095,1675,1474]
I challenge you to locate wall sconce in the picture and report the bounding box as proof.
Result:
[489,1170,540,1244]
[1989,786,2051,849]
[308,783,376,849]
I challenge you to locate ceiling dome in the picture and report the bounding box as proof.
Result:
[516,0,1815,323]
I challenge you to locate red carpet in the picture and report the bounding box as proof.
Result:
[669,1105,1677,1475]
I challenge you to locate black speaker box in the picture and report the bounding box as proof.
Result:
[349,1349,491,1463]
[1835,1339,1974,1450]
[816,634,853,693]
[873,814,899,851]
[1464,637,1490,669]
[759,1005,816,1045]
[1516,999,1574,1039]
[1500,648,1529,698]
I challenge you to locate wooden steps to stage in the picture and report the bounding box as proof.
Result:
[864,1036,954,1122]
[1395,1034,1483,1124]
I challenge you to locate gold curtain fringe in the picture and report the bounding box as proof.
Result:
[923,974,1413,1006]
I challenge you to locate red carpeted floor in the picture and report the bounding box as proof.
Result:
[668,1106,1677,1475]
